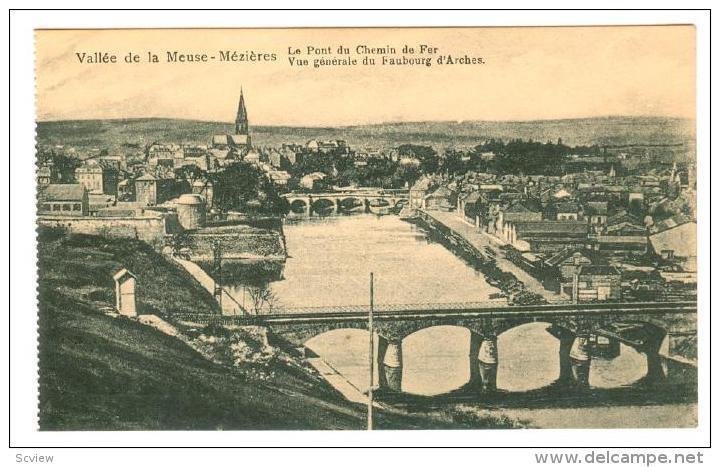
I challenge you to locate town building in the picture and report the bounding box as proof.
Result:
[191,180,214,208]
[306,139,348,154]
[574,265,623,301]
[544,248,602,284]
[88,193,116,216]
[457,191,483,224]
[75,161,119,195]
[134,173,188,207]
[494,198,543,234]
[424,186,457,211]
[37,166,52,186]
[409,176,434,209]
[299,172,327,191]
[552,201,582,221]
[135,173,159,206]
[211,88,252,154]
[38,183,89,216]
[584,201,609,227]
[504,220,589,253]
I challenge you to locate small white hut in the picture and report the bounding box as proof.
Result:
[113,268,137,317]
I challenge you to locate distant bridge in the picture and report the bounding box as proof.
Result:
[283,189,409,215]
[174,300,697,395]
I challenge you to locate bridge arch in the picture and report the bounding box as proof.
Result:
[311,198,336,215]
[267,321,369,347]
[338,197,365,213]
[289,198,309,214]
[496,321,567,392]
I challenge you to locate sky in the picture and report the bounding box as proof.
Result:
[35,26,695,126]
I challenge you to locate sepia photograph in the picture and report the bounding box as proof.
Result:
[29,23,699,435]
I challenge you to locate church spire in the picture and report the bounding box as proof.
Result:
[235,87,249,135]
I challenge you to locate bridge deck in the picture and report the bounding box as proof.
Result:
[173,301,696,325]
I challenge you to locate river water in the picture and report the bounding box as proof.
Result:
[227,214,696,428]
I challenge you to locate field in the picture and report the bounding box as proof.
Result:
[36,116,695,153]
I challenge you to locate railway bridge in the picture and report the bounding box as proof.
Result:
[175,300,697,395]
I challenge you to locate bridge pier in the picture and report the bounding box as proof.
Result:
[644,349,667,384]
[639,330,670,384]
[557,332,576,387]
[478,335,498,392]
[468,331,483,390]
[381,339,403,392]
[569,336,592,389]
[376,334,389,389]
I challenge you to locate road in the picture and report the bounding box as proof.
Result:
[421,210,564,303]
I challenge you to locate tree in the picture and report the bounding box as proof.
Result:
[167,232,193,258]
[211,161,288,216]
[392,163,421,188]
[174,164,207,185]
[246,285,278,315]
[441,149,467,176]
[37,149,82,183]
[397,144,439,174]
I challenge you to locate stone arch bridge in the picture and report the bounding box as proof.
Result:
[284,190,409,215]
[175,300,696,395]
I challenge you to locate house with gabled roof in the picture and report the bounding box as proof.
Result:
[575,265,623,301]
[495,197,543,235]
[504,220,589,252]
[552,201,583,221]
[38,183,89,217]
[424,186,457,212]
[544,248,605,282]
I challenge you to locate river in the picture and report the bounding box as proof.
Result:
[227,214,696,428]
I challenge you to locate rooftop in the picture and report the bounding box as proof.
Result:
[39,183,86,201]
[513,221,589,236]
[578,265,621,276]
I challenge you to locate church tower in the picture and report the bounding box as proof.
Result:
[235,88,249,135]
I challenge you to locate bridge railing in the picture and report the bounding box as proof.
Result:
[268,301,508,314]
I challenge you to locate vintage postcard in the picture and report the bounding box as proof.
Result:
[34,25,698,432]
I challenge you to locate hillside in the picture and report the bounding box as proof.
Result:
[38,287,378,430]
[36,116,695,153]
[37,228,219,316]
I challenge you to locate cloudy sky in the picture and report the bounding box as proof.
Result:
[36,26,695,126]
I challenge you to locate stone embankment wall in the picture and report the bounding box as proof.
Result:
[188,230,286,261]
[38,214,174,245]
[410,212,547,305]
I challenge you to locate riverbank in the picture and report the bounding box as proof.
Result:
[408,210,562,305]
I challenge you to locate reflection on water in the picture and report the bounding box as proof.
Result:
[306,323,647,396]
[228,214,501,308]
